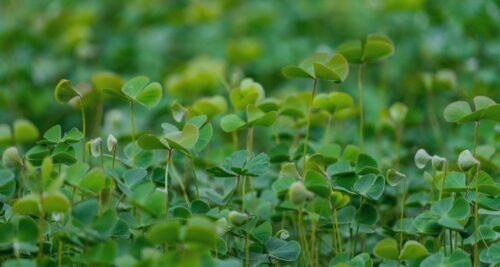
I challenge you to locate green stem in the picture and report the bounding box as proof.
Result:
[472,121,479,156]
[298,206,310,266]
[191,157,200,200]
[334,208,343,253]
[303,78,318,175]
[223,175,240,209]
[431,168,436,205]
[164,149,172,220]
[395,126,401,170]
[38,191,45,262]
[130,101,136,165]
[426,90,444,152]
[398,178,407,267]
[324,113,332,144]
[353,197,364,256]
[79,96,86,162]
[241,176,247,212]
[57,239,63,267]
[357,64,365,149]
[438,163,448,201]
[473,165,480,267]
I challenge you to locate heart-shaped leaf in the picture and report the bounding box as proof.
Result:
[373,238,399,260]
[313,53,349,82]
[54,79,80,104]
[399,240,429,260]
[121,76,163,108]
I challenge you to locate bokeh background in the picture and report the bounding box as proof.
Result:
[1,0,499,170]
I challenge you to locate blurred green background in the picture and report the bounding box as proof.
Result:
[1,0,499,161]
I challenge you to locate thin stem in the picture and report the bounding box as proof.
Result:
[223,175,240,209]
[303,78,318,175]
[334,208,343,253]
[247,127,254,156]
[324,113,333,144]
[398,178,407,266]
[164,149,172,220]
[298,206,310,266]
[431,168,436,205]
[472,121,479,156]
[37,191,45,262]
[353,197,364,256]
[395,126,401,170]
[473,165,480,267]
[232,131,238,150]
[130,101,136,165]
[438,163,448,201]
[241,176,247,212]
[245,231,250,267]
[191,157,200,199]
[79,96,86,162]
[357,64,365,149]
[426,90,444,152]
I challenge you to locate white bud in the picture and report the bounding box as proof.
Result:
[431,155,447,170]
[2,146,23,168]
[107,134,117,152]
[90,137,102,158]
[458,150,479,171]
[415,149,431,169]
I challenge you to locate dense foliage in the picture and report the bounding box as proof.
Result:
[0,1,499,267]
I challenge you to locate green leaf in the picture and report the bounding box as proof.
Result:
[80,167,106,194]
[353,174,385,200]
[220,114,246,132]
[399,240,429,260]
[44,125,62,143]
[272,176,295,195]
[362,33,394,63]
[13,119,39,144]
[194,123,213,152]
[385,169,406,186]
[266,238,301,261]
[54,79,80,104]
[304,170,330,198]
[442,172,467,193]
[43,192,70,213]
[146,220,181,245]
[121,76,162,108]
[444,101,472,123]
[336,39,363,63]
[12,194,40,215]
[138,134,169,150]
[183,217,217,248]
[135,82,163,108]
[313,53,349,82]
[0,169,16,199]
[164,123,199,152]
[252,221,272,244]
[420,250,471,267]
[282,65,314,79]
[480,243,500,265]
[373,238,399,260]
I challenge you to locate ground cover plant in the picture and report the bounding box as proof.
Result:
[0,1,499,267]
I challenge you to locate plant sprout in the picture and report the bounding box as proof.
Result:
[282,52,349,172]
[336,33,394,148]
[104,76,163,164]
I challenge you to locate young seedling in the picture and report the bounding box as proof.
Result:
[289,180,314,265]
[282,52,349,172]
[457,150,481,267]
[444,96,500,155]
[54,79,87,161]
[103,76,163,164]
[336,34,394,148]
[385,168,407,266]
[388,102,408,169]
[138,119,201,217]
